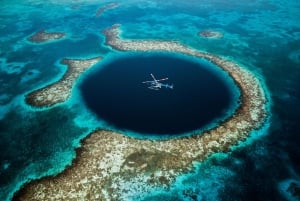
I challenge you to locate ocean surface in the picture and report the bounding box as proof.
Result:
[0,0,300,200]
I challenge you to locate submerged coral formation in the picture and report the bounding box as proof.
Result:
[25,57,101,107]
[198,30,223,39]
[28,30,66,43]
[95,2,119,17]
[287,182,300,199]
[15,24,269,200]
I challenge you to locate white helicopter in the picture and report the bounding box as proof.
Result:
[142,73,173,90]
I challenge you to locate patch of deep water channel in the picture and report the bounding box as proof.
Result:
[79,52,240,138]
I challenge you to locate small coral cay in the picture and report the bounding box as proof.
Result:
[198,30,223,39]
[28,30,66,43]
[26,56,101,107]
[96,2,119,17]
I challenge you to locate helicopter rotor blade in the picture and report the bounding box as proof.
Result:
[142,80,153,83]
[156,77,168,82]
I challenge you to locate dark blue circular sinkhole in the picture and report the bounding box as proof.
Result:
[80,54,236,135]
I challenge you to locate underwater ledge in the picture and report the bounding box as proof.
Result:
[14,24,270,200]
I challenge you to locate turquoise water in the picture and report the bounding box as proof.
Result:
[0,0,299,200]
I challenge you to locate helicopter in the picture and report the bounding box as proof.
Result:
[142,73,173,90]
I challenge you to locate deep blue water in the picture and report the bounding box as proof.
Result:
[80,54,234,135]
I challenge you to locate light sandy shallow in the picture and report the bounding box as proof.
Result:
[15,24,269,200]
